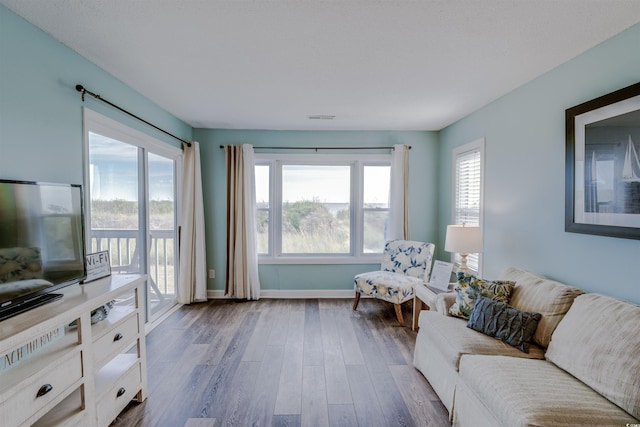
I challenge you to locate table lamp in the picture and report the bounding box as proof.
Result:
[444,224,482,274]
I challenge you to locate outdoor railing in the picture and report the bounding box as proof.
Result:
[90,229,175,297]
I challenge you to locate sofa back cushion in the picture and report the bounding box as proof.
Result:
[500,268,583,348]
[546,293,640,420]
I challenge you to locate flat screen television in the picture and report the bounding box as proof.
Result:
[0,179,86,321]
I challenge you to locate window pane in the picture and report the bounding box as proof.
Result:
[88,132,141,272]
[281,165,350,254]
[257,209,269,254]
[148,152,176,317]
[363,165,390,253]
[363,210,388,253]
[364,166,390,207]
[255,165,270,254]
[455,150,481,225]
[256,165,270,207]
[454,147,482,272]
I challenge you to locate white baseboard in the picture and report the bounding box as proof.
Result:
[207,289,360,299]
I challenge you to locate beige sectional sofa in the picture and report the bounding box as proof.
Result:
[413,267,640,426]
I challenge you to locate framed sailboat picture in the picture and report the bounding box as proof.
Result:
[566,82,640,240]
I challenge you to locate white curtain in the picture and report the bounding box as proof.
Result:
[225,144,261,300]
[387,144,409,240]
[177,141,208,304]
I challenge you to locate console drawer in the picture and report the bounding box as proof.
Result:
[93,312,139,369]
[96,361,141,426]
[2,349,82,427]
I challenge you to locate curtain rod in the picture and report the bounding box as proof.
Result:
[75,84,191,147]
[219,145,411,150]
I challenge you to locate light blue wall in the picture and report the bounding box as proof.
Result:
[194,129,439,291]
[0,5,191,186]
[439,23,640,303]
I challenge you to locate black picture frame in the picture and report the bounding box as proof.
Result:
[565,82,640,240]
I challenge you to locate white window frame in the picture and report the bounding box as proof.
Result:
[451,138,484,275]
[255,153,391,264]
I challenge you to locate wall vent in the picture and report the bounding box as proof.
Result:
[307,114,336,120]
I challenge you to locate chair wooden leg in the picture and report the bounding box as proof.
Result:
[394,303,405,326]
[353,292,361,310]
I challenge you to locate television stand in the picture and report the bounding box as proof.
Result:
[0,274,147,427]
[0,293,63,321]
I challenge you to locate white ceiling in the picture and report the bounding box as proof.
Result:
[2,1,640,131]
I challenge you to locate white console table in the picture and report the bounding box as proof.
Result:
[0,274,147,427]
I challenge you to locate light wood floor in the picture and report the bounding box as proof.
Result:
[111,298,450,427]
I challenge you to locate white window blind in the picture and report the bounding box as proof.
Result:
[453,140,484,274]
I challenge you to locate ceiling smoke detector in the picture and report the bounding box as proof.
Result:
[307,114,336,120]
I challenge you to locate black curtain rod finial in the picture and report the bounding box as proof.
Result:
[76,84,86,101]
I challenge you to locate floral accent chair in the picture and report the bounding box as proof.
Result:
[353,239,435,326]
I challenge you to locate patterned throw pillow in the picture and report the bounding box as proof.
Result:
[448,273,515,319]
[467,295,541,353]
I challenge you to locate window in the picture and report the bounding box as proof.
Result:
[255,153,391,263]
[452,139,484,274]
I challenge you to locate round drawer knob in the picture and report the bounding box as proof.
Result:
[36,384,53,398]
[113,332,124,341]
[116,387,126,398]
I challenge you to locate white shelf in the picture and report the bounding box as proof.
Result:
[31,387,86,427]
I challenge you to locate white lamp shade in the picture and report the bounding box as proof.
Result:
[444,225,482,254]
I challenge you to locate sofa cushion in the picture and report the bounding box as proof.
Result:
[466,295,541,353]
[456,355,639,427]
[500,267,583,348]
[546,293,640,420]
[449,273,515,319]
[418,311,544,372]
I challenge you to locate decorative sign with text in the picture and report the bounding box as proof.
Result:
[428,260,454,292]
[84,250,111,283]
[1,326,64,373]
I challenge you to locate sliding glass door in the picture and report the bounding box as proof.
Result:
[147,152,177,319]
[84,109,182,324]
